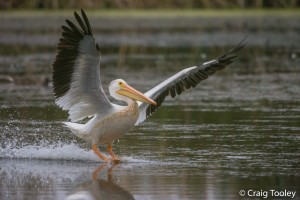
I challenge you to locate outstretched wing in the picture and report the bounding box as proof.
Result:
[135,39,246,125]
[52,9,113,122]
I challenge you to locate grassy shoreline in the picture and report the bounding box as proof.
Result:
[1,8,300,18]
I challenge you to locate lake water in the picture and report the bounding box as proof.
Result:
[0,11,299,200]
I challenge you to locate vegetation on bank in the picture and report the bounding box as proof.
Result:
[1,0,299,10]
[1,8,300,18]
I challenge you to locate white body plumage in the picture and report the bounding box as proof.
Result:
[64,100,139,145]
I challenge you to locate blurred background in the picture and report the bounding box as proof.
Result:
[1,0,300,9]
[0,0,299,85]
[0,1,299,199]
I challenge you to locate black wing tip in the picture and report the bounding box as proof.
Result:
[74,10,80,19]
[216,36,247,63]
[52,9,94,99]
[80,8,86,17]
[74,9,85,17]
[71,9,92,35]
[231,35,248,54]
[80,9,93,35]
[145,89,170,117]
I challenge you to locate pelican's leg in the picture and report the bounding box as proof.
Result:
[107,143,121,163]
[92,144,109,162]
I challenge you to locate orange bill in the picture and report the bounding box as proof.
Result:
[116,83,157,105]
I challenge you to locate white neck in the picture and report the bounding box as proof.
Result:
[123,97,136,106]
[109,91,135,106]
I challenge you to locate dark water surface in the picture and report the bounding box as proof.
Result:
[0,11,299,200]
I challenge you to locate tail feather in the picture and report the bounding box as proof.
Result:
[63,116,97,143]
[63,121,85,136]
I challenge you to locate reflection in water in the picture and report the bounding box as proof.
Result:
[0,159,136,200]
[0,158,299,199]
[66,163,134,200]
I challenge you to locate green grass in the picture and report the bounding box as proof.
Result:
[1,8,300,18]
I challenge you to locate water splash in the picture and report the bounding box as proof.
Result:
[0,142,158,165]
[0,142,100,161]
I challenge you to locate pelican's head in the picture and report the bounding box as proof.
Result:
[109,79,157,105]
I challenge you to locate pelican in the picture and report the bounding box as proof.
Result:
[52,9,245,163]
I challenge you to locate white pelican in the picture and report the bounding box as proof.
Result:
[52,9,245,163]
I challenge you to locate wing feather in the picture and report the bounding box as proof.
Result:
[81,9,92,35]
[52,10,113,122]
[74,11,88,33]
[135,38,246,125]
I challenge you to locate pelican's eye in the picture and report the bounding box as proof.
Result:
[118,82,123,86]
